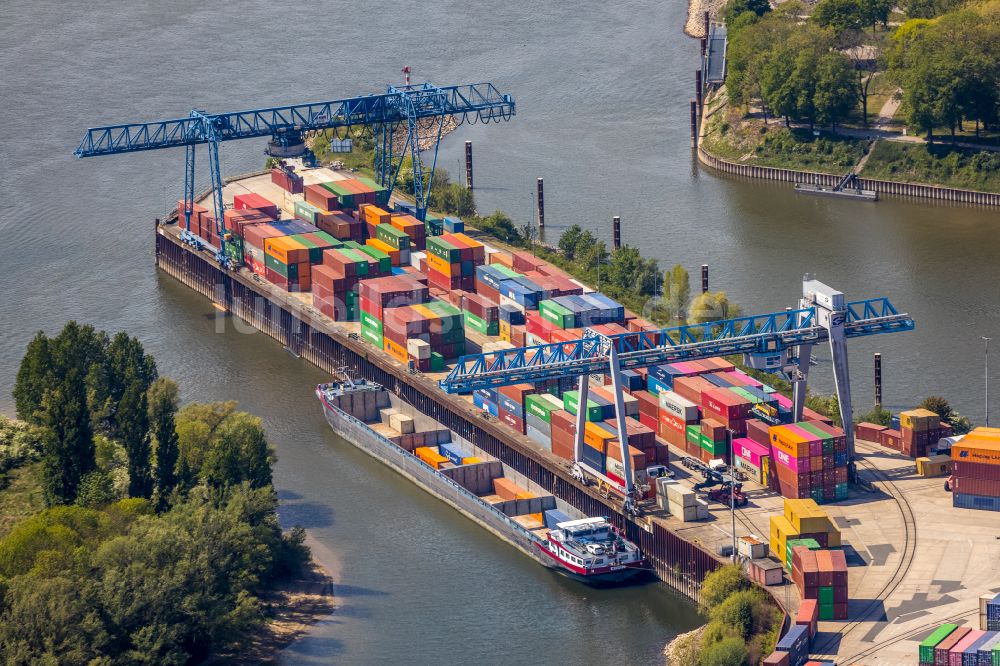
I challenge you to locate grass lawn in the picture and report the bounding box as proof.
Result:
[0,462,45,539]
[860,140,1000,192]
[701,107,868,174]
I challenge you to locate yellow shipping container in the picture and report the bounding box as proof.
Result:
[500,320,511,342]
[770,515,798,561]
[784,499,838,536]
[462,457,481,465]
[411,303,440,325]
[584,422,614,449]
[768,425,811,458]
[900,408,940,432]
[450,232,484,250]
[916,455,951,477]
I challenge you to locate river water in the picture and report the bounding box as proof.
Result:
[0,0,997,662]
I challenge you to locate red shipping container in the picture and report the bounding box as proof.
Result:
[795,599,819,638]
[702,387,752,420]
[672,375,716,405]
[304,184,339,211]
[233,192,279,219]
[176,200,207,228]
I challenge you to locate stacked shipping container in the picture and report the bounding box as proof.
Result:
[951,428,1000,512]
[767,422,850,502]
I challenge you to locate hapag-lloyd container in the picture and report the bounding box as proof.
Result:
[734,437,769,467]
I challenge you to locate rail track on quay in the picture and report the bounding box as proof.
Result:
[811,442,918,663]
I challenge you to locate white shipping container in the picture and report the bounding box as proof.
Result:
[409,251,426,270]
[658,390,699,421]
[407,338,431,360]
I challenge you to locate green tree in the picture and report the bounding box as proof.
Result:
[690,291,739,324]
[39,374,95,506]
[723,0,772,23]
[606,247,660,295]
[813,0,865,33]
[861,0,892,29]
[814,52,857,129]
[710,588,768,641]
[13,332,52,423]
[120,381,152,499]
[474,210,523,245]
[919,396,952,420]
[148,378,181,504]
[558,224,585,260]
[76,470,116,508]
[666,265,691,323]
[699,564,749,612]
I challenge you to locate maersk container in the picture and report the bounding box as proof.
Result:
[543,509,572,529]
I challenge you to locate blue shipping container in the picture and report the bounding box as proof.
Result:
[439,442,473,466]
[580,443,605,472]
[476,265,507,291]
[543,509,572,529]
[774,625,809,666]
[964,633,995,666]
[647,376,671,395]
[953,493,1000,512]
[987,595,1000,621]
[474,388,497,401]
[499,304,525,325]
[499,395,523,417]
[391,267,406,276]
[473,393,498,417]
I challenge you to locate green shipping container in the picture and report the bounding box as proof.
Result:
[918,624,957,664]
[294,200,321,223]
[563,391,604,422]
[464,310,499,336]
[357,245,392,274]
[525,394,562,423]
[342,240,363,249]
[785,538,821,569]
[686,425,701,444]
[360,323,383,348]
[288,234,328,264]
[320,181,355,208]
[818,586,834,605]
[796,421,835,445]
[818,603,835,621]
[339,249,370,276]
[360,311,383,336]
[426,236,461,263]
[539,300,575,329]
[376,223,410,250]
[354,176,390,206]
[264,253,299,278]
[430,352,445,372]
[699,436,727,456]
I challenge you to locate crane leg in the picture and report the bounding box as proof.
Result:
[828,325,856,480]
[792,343,812,422]
[572,373,590,485]
[608,346,636,501]
[184,144,195,232]
[206,136,226,260]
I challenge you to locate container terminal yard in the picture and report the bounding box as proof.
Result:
[74,84,1000,665]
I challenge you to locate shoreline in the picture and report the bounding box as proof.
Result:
[684,0,724,37]
[209,532,338,665]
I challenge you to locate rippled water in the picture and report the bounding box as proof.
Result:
[1,0,997,662]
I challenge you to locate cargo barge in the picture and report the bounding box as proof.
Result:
[315,377,648,584]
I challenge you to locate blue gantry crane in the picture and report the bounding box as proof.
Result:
[74,82,515,263]
[440,279,914,515]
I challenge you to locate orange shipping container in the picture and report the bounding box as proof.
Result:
[383,338,408,363]
[366,238,401,265]
[414,446,448,469]
[584,422,614,450]
[493,477,524,500]
[425,252,455,276]
[265,236,309,264]
[952,430,1000,466]
[364,205,392,226]
[768,425,811,458]
[489,251,514,268]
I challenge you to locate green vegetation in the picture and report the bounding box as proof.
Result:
[702,110,867,173]
[861,140,1000,190]
[1,323,310,663]
[919,396,973,434]
[726,3,858,130]
[685,565,783,666]
[888,10,1000,140]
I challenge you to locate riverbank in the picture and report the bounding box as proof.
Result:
[697,91,1000,205]
[684,0,724,37]
[664,626,705,665]
[211,541,336,665]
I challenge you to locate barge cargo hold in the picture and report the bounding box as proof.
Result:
[153,177,721,602]
[315,378,649,585]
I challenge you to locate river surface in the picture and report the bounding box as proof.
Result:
[0,0,997,663]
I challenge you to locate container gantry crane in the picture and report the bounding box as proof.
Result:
[439,279,914,516]
[74,82,515,264]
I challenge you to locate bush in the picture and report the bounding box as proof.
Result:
[698,636,749,666]
[699,564,750,613]
[710,588,768,641]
